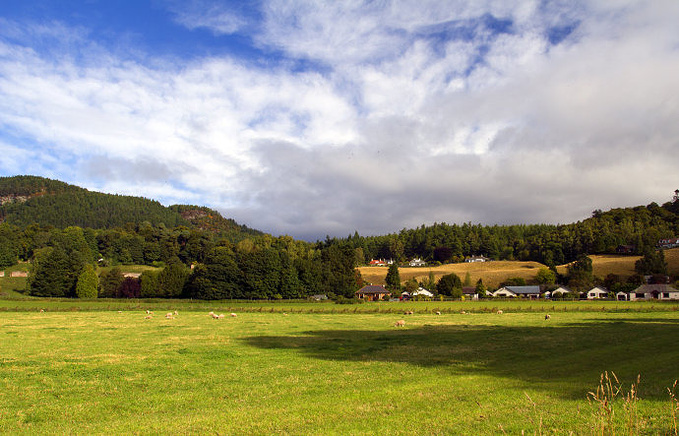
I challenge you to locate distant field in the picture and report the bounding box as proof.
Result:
[0,306,677,434]
[359,260,547,289]
[362,248,679,289]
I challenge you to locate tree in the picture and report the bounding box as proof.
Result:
[567,254,594,292]
[75,264,98,298]
[535,268,556,285]
[436,273,462,298]
[463,272,472,287]
[29,247,73,297]
[99,267,124,298]
[385,263,401,292]
[634,249,667,275]
[158,259,190,298]
[475,278,487,298]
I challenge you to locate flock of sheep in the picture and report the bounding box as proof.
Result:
[394,309,552,327]
[136,307,552,327]
[141,310,237,320]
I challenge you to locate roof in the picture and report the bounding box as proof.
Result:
[552,286,573,293]
[356,285,390,294]
[633,284,679,293]
[502,285,541,294]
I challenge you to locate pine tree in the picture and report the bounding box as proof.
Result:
[76,264,98,298]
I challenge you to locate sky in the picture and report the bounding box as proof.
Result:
[1,1,678,241]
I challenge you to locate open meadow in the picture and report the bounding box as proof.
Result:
[1,301,678,434]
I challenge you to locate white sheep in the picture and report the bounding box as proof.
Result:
[144,315,152,319]
[174,310,178,316]
[545,314,551,320]
[394,319,406,327]
[230,313,237,317]
[218,314,225,319]
[497,310,503,315]
[165,313,174,319]
[435,311,442,315]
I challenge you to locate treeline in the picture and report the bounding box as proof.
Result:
[0,223,360,300]
[330,195,679,267]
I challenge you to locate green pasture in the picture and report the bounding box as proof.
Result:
[0,303,678,434]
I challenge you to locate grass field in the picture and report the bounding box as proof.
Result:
[1,302,678,434]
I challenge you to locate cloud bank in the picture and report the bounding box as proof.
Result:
[1,1,678,240]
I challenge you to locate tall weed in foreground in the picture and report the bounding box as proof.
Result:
[669,380,679,435]
[587,371,640,435]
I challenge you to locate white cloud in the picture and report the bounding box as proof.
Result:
[1,1,679,239]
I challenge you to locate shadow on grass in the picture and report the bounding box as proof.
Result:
[243,319,679,400]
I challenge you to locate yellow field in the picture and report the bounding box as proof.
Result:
[361,248,679,289]
[359,260,548,289]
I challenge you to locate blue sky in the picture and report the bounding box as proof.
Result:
[1,1,678,240]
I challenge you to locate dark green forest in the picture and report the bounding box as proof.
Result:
[0,176,677,300]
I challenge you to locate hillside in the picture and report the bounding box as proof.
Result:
[0,175,261,239]
[360,248,679,289]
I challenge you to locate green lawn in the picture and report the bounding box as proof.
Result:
[0,304,678,434]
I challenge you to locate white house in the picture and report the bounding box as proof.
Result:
[412,287,434,298]
[550,286,575,298]
[409,258,426,267]
[466,255,489,263]
[492,285,542,299]
[587,286,609,299]
[629,284,679,301]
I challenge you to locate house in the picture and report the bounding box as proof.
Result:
[550,286,579,299]
[587,286,609,299]
[462,287,479,300]
[0,271,4,277]
[658,238,679,249]
[409,258,426,267]
[412,287,434,299]
[492,285,542,299]
[368,259,394,266]
[616,245,636,254]
[10,271,28,278]
[310,294,328,301]
[629,284,679,301]
[356,285,391,301]
[465,255,489,263]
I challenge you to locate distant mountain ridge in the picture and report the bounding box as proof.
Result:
[0,175,262,239]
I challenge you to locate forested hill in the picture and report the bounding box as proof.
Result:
[0,175,261,238]
[328,191,679,267]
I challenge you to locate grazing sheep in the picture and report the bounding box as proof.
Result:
[460,310,466,314]
[217,314,225,319]
[404,310,414,315]
[435,311,441,315]
[545,314,551,320]
[211,312,220,319]
[174,310,178,316]
[394,320,406,327]
[497,310,503,315]
[165,313,174,319]
[144,315,152,319]
[117,311,123,314]
[146,310,154,315]
[39,309,44,313]
[230,313,237,317]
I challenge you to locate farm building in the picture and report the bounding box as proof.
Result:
[492,285,541,299]
[616,291,629,301]
[587,286,609,299]
[462,287,479,300]
[409,258,426,267]
[356,285,391,301]
[465,255,489,263]
[658,238,679,249]
[629,284,679,301]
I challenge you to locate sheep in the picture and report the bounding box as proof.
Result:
[173,310,178,316]
[39,309,45,313]
[545,314,551,320]
[460,310,466,315]
[497,310,503,315]
[210,312,220,319]
[146,310,153,315]
[165,313,174,319]
[435,311,441,315]
[230,313,237,317]
[404,310,414,315]
[144,315,152,319]
[217,314,225,319]
[394,320,406,327]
